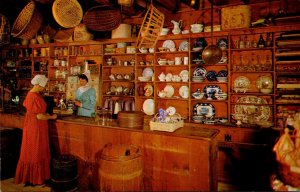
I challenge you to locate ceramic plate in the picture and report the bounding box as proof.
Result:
[234,96,270,123]
[206,70,217,82]
[194,38,208,49]
[162,40,176,49]
[217,38,228,49]
[193,66,207,78]
[179,85,189,99]
[142,67,154,77]
[256,75,273,89]
[234,76,250,92]
[217,70,228,77]
[193,103,215,118]
[179,40,189,51]
[179,70,189,78]
[203,85,221,99]
[143,99,155,115]
[164,85,174,98]
[144,84,153,97]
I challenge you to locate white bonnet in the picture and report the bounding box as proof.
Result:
[31,74,48,87]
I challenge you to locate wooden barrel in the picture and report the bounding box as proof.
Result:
[118,111,144,128]
[99,144,143,191]
[51,154,78,192]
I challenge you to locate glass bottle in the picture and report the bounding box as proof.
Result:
[257,34,265,48]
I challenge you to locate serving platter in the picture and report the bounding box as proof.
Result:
[179,40,189,51]
[143,99,155,115]
[193,66,207,78]
[193,103,215,119]
[164,85,174,98]
[162,40,176,49]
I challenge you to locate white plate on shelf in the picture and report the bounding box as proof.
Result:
[179,40,189,51]
[164,85,174,98]
[179,85,189,99]
[193,67,207,78]
[162,40,176,49]
[142,67,154,77]
[143,99,155,115]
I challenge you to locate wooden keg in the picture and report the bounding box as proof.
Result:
[118,111,144,128]
[51,154,78,192]
[99,144,143,191]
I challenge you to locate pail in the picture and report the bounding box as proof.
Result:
[52,154,78,192]
[99,144,143,191]
[111,24,132,39]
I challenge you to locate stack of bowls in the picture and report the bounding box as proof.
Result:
[192,76,205,82]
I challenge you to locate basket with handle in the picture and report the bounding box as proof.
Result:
[150,113,183,132]
[11,1,43,40]
[83,5,122,32]
[137,4,164,49]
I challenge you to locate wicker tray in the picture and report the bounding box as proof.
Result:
[52,0,83,28]
[150,113,183,132]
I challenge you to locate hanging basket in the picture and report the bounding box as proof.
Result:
[83,5,121,32]
[11,1,43,40]
[0,14,10,46]
[137,5,164,49]
[52,0,83,28]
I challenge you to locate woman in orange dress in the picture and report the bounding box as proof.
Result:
[15,74,57,186]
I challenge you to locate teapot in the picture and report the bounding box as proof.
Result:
[158,72,166,81]
[171,20,182,35]
[190,24,203,33]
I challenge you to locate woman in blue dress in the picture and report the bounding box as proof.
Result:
[74,73,96,117]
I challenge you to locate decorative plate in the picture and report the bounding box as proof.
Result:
[217,38,228,50]
[234,96,271,123]
[179,85,189,99]
[162,40,176,49]
[217,70,228,77]
[206,70,218,82]
[166,106,176,116]
[179,70,189,78]
[164,85,175,98]
[116,86,123,94]
[179,40,189,51]
[142,67,154,77]
[193,103,215,118]
[110,86,116,93]
[193,66,207,78]
[234,76,250,93]
[144,84,153,97]
[194,38,208,50]
[143,99,155,115]
[256,75,273,89]
[203,85,221,100]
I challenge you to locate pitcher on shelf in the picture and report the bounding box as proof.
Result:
[171,20,182,35]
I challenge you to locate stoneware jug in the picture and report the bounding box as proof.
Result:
[171,20,182,35]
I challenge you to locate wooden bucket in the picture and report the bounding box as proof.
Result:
[118,111,144,128]
[52,154,78,192]
[99,144,143,191]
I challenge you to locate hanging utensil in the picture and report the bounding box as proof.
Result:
[202,2,222,65]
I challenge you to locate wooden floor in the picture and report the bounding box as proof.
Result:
[0,177,238,191]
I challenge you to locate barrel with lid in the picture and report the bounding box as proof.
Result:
[99,144,143,191]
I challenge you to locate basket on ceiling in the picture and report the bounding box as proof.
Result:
[11,1,43,40]
[52,0,83,28]
[0,13,10,46]
[137,4,164,49]
[83,5,122,32]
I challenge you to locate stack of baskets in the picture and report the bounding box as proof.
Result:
[83,5,122,32]
[11,1,43,40]
[137,5,164,49]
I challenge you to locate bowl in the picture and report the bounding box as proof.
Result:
[216,77,228,82]
[260,88,272,94]
[215,93,228,100]
[158,60,167,65]
[192,92,205,100]
[160,28,170,36]
[138,76,151,82]
[167,60,175,65]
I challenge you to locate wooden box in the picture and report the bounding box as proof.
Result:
[221,5,251,30]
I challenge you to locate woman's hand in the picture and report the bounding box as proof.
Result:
[74,100,82,107]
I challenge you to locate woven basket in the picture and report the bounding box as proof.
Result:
[137,5,164,49]
[150,113,183,132]
[83,5,121,32]
[52,0,83,28]
[11,1,43,40]
[278,162,300,187]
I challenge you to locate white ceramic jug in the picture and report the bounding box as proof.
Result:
[171,20,182,35]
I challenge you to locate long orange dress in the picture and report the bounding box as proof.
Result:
[15,92,51,185]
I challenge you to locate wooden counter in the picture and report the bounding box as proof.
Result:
[0,113,219,191]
